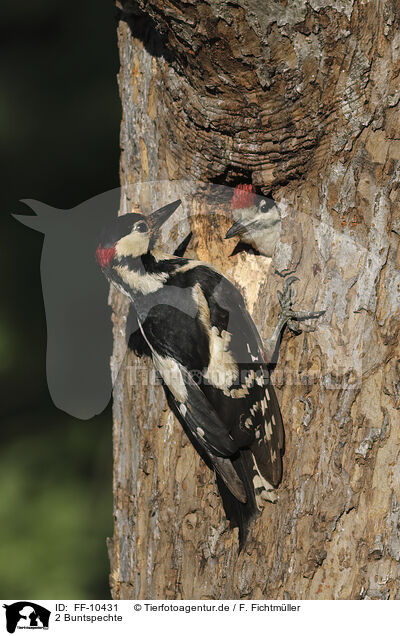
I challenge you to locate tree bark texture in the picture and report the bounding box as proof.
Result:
[108,0,400,599]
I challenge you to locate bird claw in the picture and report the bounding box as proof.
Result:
[287,320,302,334]
[279,277,325,335]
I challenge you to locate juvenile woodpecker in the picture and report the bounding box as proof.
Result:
[96,200,321,548]
[225,184,281,256]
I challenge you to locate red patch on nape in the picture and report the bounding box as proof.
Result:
[96,244,116,268]
[231,184,256,210]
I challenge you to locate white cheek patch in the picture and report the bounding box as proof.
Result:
[116,231,150,259]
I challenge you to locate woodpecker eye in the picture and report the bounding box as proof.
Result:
[135,221,149,233]
[259,200,268,213]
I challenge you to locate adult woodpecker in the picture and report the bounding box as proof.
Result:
[225,184,281,256]
[96,200,322,549]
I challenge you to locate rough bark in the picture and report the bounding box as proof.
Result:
[108,0,400,599]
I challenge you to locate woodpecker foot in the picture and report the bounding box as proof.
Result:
[264,276,325,365]
[277,276,325,335]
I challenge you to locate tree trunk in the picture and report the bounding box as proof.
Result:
[108,0,400,599]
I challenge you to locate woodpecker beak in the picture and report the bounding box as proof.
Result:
[225,219,247,239]
[149,199,182,233]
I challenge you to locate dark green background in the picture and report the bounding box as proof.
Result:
[1,1,120,598]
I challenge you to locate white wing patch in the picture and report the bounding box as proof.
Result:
[204,326,239,390]
[192,283,239,391]
[264,420,273,441]
[223,369,266,399]
[244,370,257,387]
[252,456,277,508]
[152,352,188,402]
[246,341,260,362]
[227,386,249,399]
[179,403,187,417]
[250,403,260,416]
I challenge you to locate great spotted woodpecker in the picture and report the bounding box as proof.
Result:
[96,200,322,549]
[225,184,281,256]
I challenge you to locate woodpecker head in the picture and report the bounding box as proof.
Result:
[96,199,181,269]
[225,184,281,256]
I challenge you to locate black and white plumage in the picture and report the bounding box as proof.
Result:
[96,200,284,549]
[225,184,281,257]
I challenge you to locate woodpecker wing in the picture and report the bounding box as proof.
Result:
[163,383,247,503]
[188,266,284,487]
[138,304,239,458]
[167,360,239,458]
[217,281,284,486]
[156,262,284,488]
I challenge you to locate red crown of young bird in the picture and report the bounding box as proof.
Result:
[231,184,256,210]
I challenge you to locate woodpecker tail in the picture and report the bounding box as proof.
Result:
[216,449,261,551]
